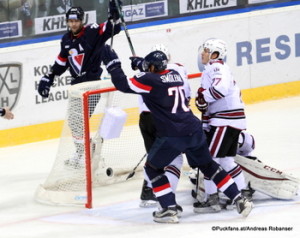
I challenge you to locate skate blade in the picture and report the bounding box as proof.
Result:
[139,200,158,208]
[194,205,221,214]
[153,215,179,224]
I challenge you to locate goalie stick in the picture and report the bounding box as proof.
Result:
[114,0,136,56]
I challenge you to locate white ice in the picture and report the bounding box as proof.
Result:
[0,96,300,238]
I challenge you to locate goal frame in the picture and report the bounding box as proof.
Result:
[82,73,202,208]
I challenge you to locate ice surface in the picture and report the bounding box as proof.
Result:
[0,96,299,238]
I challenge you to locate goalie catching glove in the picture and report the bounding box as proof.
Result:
[38,74,55,98]
[102,45,121,73]
[195,87,208,113]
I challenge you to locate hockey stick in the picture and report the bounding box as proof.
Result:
[110,21,115,47]
[114,0,136,56]
[194,168,201,201]
[126,153,147,180]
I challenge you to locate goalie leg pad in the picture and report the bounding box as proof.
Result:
[234,155,299,199]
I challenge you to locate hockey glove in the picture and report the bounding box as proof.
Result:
[38,74,54,98]
[129,56,144,71]
[195,87,208,113]
[108,0,123,20]
[102,45,121,73]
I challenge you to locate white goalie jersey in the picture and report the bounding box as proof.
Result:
[201,60,246,130]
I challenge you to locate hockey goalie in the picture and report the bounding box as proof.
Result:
[190,131,299,204]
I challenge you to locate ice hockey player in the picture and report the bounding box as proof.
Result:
[130,44,191,208]
[102,44,252,223]
[37,2,122,168]
[0,107,14,120]
[194,38,250,213]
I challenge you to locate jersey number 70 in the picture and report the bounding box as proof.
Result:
[168,86,190,113]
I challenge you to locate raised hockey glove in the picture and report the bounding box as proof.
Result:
[195,87,208,113]
[38,74,54,98]
[129,56,144,71]
[108,0,123,20]
[102,45,121,73]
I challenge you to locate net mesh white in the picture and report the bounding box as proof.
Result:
[35,80,146,206]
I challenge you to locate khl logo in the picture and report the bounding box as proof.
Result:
[0,63,22,110]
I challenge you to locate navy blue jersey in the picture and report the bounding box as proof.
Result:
[51,21,121,83]
[111,68,202,137]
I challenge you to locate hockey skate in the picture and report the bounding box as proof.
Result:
[224,186,255,210]
[193,193,221,213]
[64,153,85,170]
[234,195,253,217]
[176,204,183,218]
[153,206,179,224]
[139,180,158,208]
[241,186,255,202]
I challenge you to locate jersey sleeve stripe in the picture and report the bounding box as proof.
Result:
[56,55,67,66]
[212,109,246,119]
[209,87,224,100]
[128,77,152,93]
[99,22,107,35]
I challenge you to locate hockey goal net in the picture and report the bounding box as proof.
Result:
[35,73,201,208]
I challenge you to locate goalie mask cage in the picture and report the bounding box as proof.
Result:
[35,73,202,208]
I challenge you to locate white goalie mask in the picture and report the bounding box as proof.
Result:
[200,38,227,60]
[151,44,170,61]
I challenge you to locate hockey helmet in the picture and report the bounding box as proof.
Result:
[143,50,168,72]
[66,7,84,21]
[201,38,227,60]
[151,44,170,61]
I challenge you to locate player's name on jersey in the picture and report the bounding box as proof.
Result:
[161,74,183,83]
